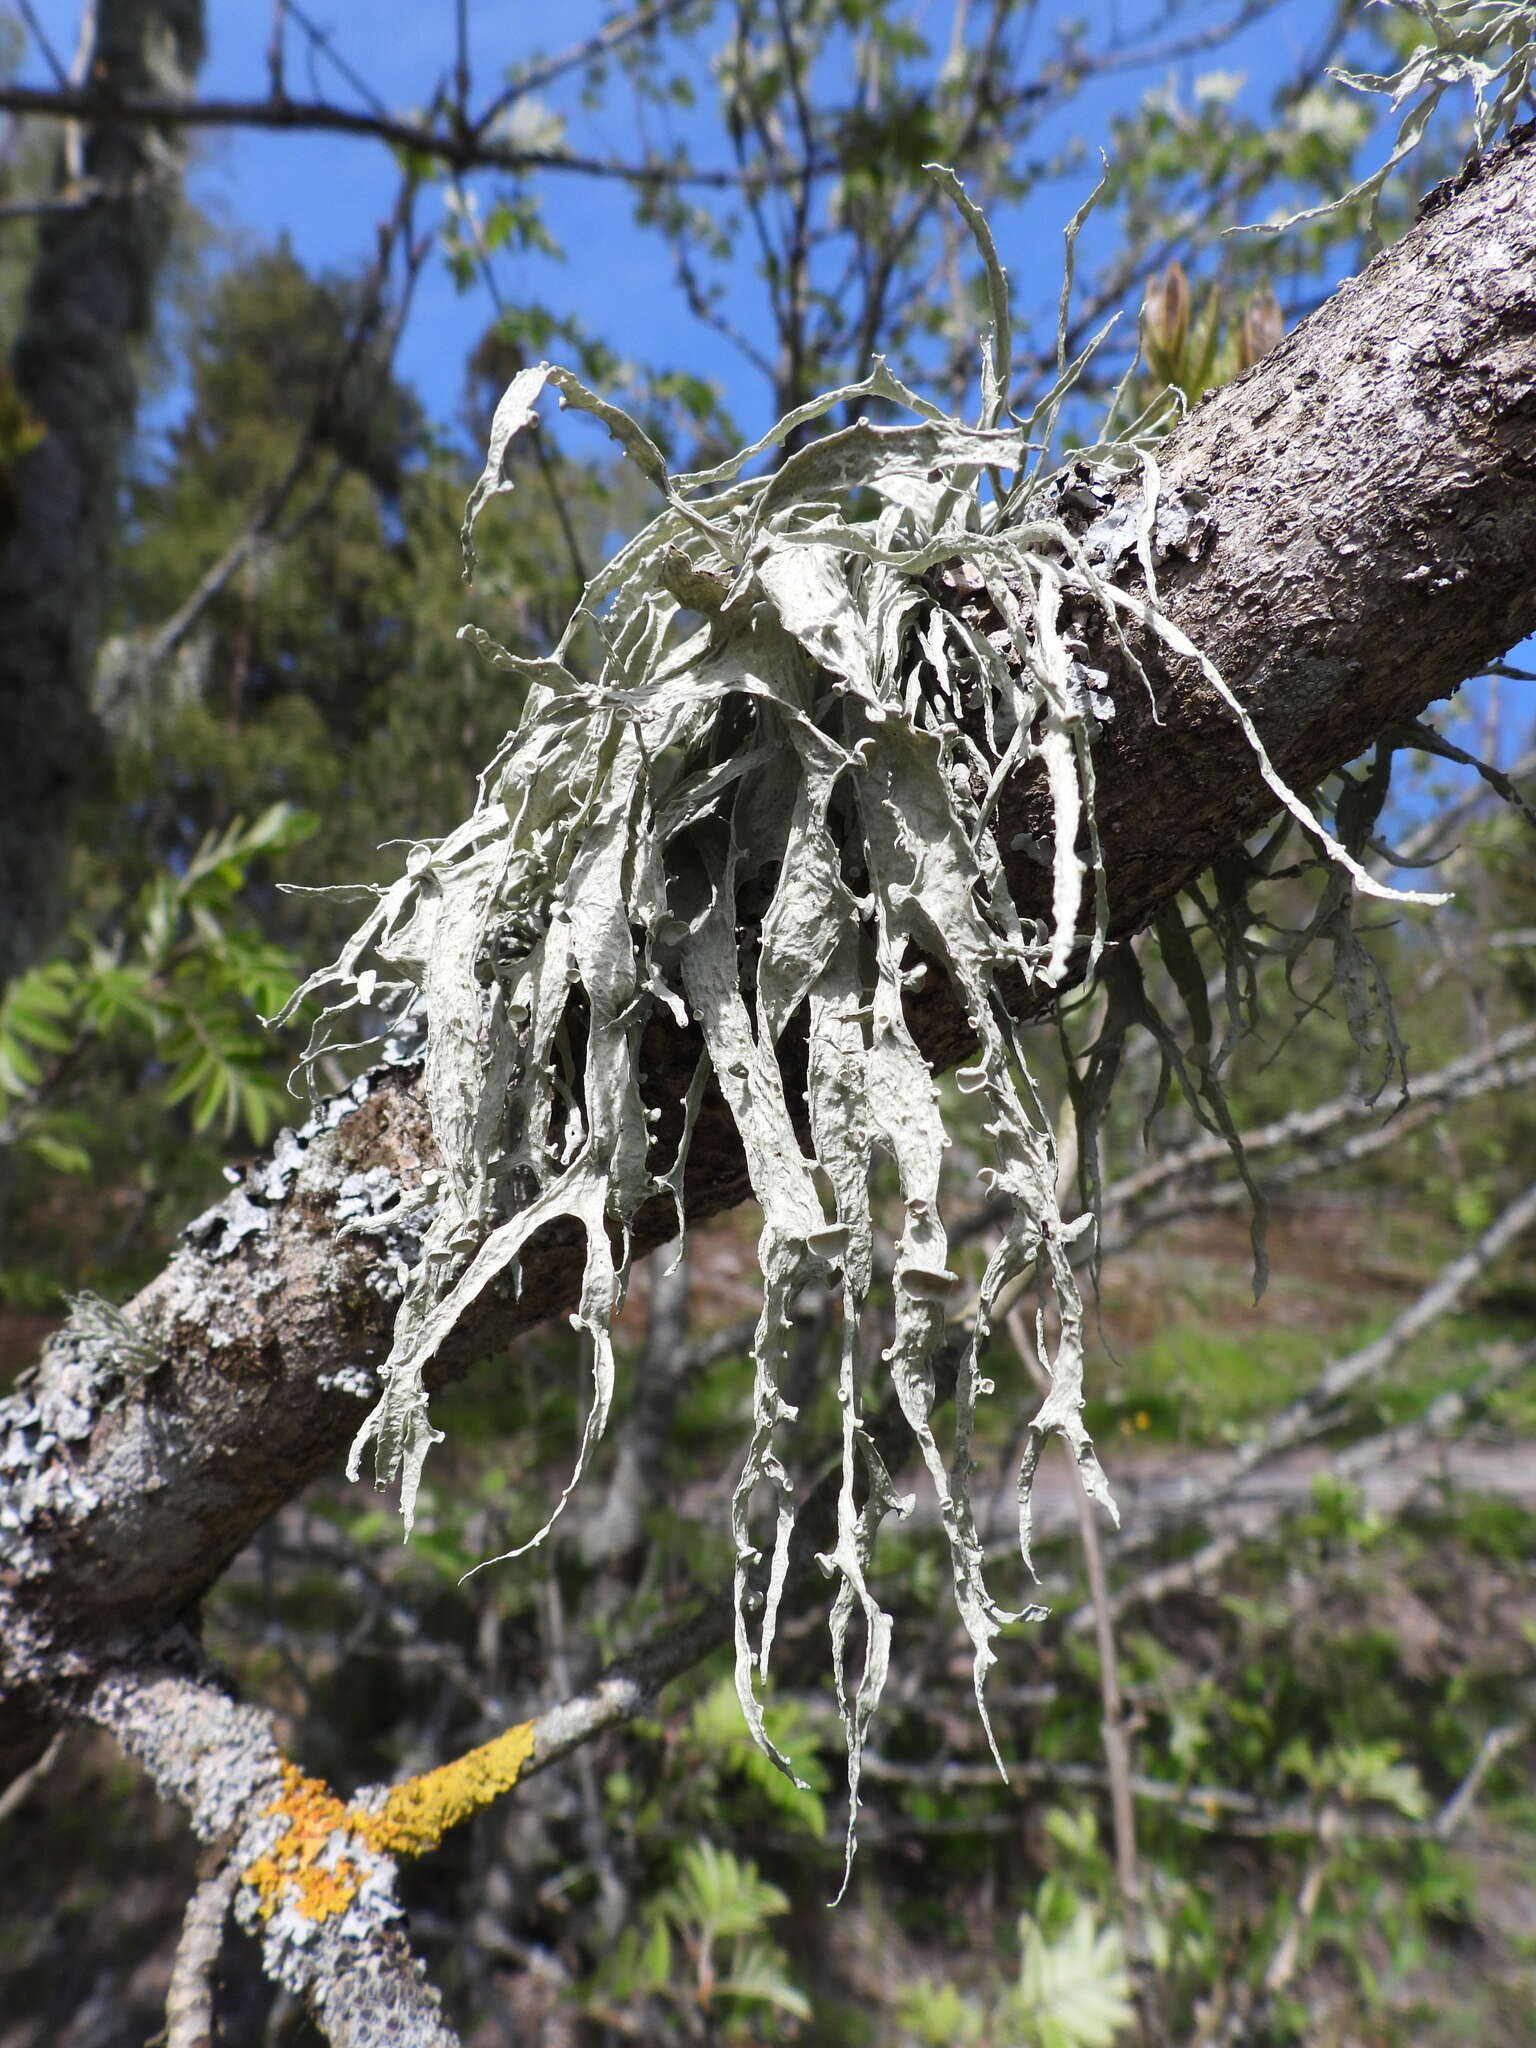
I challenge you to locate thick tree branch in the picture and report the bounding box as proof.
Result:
[6,128,1536,1777]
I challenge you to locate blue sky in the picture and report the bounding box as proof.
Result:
[20,0,1353,440]
[12,1,1529,798]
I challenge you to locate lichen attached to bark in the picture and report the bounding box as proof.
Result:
[243,1722,537,1924]
[283,172,1442,1877]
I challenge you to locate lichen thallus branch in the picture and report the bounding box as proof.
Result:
[281,171,1442,1883]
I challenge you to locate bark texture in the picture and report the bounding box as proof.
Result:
[0,0,205,988]
[994,127,1536,954]
[4,118,1536,1881]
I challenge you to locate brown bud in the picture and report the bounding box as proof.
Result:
[1239,284,1284,370]
[1142,261,1191,365]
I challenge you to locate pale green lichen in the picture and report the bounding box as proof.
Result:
[282,171,1443,1879]
[1237,0,1536,243]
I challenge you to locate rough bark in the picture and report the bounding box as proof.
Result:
[0,0,205,988]
[4,122,1536,1821]
[992,128,1536,961]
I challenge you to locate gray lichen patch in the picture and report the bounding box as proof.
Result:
[181,1054,425,1262]
[0,1294,169,1577]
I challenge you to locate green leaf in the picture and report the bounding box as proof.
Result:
[23,1129,93,1175]
[716,1936,812,2020]
[899,1977,986,2046]
[656,1840,790,1946]
[0,961,78,1094]
[1006,1904,1134,2048]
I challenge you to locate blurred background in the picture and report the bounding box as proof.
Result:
[0,3,1533,2043]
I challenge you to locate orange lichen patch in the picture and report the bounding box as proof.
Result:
[241,1724,538,1924]
[243,1763,367,1923]
[355,1720,538,1858]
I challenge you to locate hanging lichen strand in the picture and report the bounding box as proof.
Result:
[284,175,1442,1880]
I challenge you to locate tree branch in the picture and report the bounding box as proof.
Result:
[7,125,1536,1787]
[164,1855,242,2048]
[85,1667,463,2048]
[1095,1334,1536,1623]
[0,79,807,187]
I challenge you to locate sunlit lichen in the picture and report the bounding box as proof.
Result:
[244,1764,367,1925]
[360,1720,537,1857]
[243,1723,537,1923]
[282,168,1442,1883]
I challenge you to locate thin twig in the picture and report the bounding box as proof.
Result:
[1097,1339,1536,1623]
[164,1855,241,2048]
[266,0,288,101]
[1009,1307,1163,2045]
[0,1728,65,1824]
[1248,1803,1341,2040]
[1117,1182,1536,1561]
[483,0,698,121]
[282,0,395,120]
[126,172,427,684]
[1101,1021,1536,1219]
[858,1753,1466,1842]
[453,0,470,119]
[15,0,69,88]
[1435,1719,1529,1840]
[1397,717,1536,834]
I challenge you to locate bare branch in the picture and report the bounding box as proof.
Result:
[1008,1308,1163,2043]
[1386,746,1536,870]
[1435,1720,1529,1840]
[282,0,397,121]
[1103,1021,1536,1226]
[453,0,470,119]
[1098,1337,1536,1621]
[165,1856,241,2048]
[486,0,700,117]
[266,0,287,102]
[0,79,806,187]
[1216,1179,1536,1491]
[15,0,70,88]
[101,169,429,713]
[948,1023,1536,1258]
[0,1727,64,1823]
[1397,716,1536,834]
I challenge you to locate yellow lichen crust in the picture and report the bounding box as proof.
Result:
[242,1723,537,1923]
[357,1720,538,1857]
[243,1763,367,1924]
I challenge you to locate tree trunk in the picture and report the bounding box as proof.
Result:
[0,0,205,989]
[4,125,1536,1768]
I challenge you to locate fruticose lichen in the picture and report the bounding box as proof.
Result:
[283,172,1441,1876]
